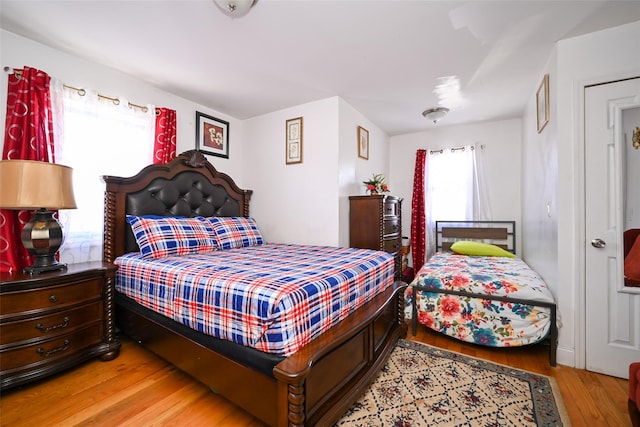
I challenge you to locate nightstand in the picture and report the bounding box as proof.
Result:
[0,262,120,390]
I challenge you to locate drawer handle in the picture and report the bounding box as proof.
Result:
[49,295,58,303]
[37,340,70,357]
[36,317,70,333]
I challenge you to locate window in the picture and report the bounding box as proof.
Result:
[425,145,491,259]
[56,88,155,263]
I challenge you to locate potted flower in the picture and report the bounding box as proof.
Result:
[363,173,389,195]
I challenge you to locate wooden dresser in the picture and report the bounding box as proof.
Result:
[349,195,402,279]
[0,262,120,390]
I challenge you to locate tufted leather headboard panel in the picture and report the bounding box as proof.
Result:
[123,171,242,253]
[103,150,252,263]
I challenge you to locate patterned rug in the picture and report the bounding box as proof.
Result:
[335,339,569,426]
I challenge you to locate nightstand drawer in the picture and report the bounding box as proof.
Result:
[0,302,103,346]
[0,278,103,319]
[0,323,103,372]
[0,262,120,390]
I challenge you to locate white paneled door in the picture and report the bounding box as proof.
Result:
[585,77,640,379]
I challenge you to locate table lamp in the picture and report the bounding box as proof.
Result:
[0,160,77,275]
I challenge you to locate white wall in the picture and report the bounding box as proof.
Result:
[0,30,247,186]
[520,51,559,337]
[242,97,389,247]
[337,99,390,247]
[243,97,341,246]
[389,118,523,257]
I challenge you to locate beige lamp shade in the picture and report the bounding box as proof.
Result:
[0,160,77,210]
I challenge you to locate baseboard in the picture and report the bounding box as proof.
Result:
[556,346,575,367]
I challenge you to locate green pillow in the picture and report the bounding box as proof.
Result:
[450,240,516,258]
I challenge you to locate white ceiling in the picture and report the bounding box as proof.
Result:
[1,1,639,136]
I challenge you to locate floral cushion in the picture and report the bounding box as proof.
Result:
[207,216,264,250]
[126,215,218,259]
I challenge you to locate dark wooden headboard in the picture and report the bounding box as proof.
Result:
[102,150,253,263]
[436,220,516,254]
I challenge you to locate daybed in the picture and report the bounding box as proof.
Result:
[409,221,558,366]
[102,150,407,427]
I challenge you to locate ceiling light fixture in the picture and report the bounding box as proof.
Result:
[422,107,449,123]
[213,0,257,18]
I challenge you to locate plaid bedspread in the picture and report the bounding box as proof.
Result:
[115,244,394,356]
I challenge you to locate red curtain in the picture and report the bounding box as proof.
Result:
[1,66,56,273]
[411,149,427,271]
[153,108,177,164]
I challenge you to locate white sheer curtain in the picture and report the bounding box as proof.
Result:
[425,144,490,259]
[56,87,155,264]
[473,144,493,221]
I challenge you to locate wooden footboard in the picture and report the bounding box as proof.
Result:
[274,281,407,426]
[117,281,407,427]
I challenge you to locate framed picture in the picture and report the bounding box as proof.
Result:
[285,117,303,164]
[358,126,369,160]
[196,111,229,159]
[536,74,550,133]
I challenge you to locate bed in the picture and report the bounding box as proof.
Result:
[408,221,558,366]
[102,150,407,427]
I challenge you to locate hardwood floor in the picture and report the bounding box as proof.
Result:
[1,326,631,426]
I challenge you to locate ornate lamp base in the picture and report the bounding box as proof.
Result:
[21,209,67,275]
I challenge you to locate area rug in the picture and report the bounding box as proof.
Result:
[335,339,569,426]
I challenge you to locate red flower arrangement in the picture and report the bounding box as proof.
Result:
[362,173,389,194]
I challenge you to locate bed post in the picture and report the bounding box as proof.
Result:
[285,383,305,427]
[103,187,117,264]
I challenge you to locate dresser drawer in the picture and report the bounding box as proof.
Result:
[384,199,399,216]
[383,218,400,235]
[383,237,401,253]
[0,278,103,319]
[0,323,103,372]
[0,302,103,347]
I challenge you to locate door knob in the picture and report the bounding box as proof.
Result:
[591,238,606,248]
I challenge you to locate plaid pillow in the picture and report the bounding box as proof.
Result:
[207,217,264,250]
[126,215,218,259]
